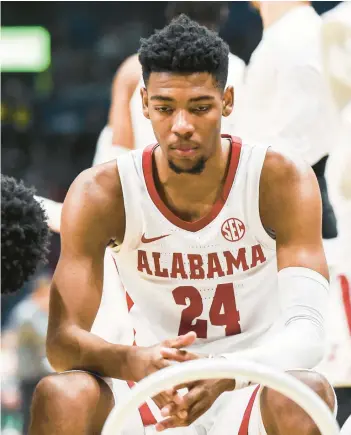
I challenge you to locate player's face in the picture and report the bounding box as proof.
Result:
[141,72,233,174]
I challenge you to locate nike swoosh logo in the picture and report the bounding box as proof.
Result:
[141,233,170,244]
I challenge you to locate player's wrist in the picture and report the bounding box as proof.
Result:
[207,354,236,392]
[216,378,236,393]
[119,345,141,381]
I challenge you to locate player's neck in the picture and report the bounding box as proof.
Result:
[156,138,231,203]
[259,1,309,30]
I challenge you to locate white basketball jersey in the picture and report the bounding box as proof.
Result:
[111,136,278,355]
[129,52,246,150]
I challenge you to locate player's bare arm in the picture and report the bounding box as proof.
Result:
[46,160,195,381]
[46,161,126,376]
[108,54,141,149]
[260,148,328,278]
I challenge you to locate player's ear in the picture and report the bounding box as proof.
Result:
[141,88,150,119]
[222,86,234,117]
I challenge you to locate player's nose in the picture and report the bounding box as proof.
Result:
[171,110,195,137]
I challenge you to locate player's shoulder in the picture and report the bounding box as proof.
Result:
[63,160,125,242]
[68,160,123,210]
[260,147,314,194]
[259,147,320,231]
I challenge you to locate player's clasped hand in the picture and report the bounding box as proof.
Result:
[155,378,228,431]
[155,344,235,431]
[126,331,197,382]
[126,331,198,411]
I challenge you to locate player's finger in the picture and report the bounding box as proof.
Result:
[162,387,186,404]
[163,332,197,349]
[163,384,201,416]
[153,389,181,408]
[178,384,203,410]
[161,388,176,397]
[155,414,187,431]
[160,347,198,362]
[160,400,186,417]
[160,402,175,417]
[172,381,196,391]
[156,355,175,370]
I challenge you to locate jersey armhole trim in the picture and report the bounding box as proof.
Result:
[114,153,143,254]
[247,145,276,251]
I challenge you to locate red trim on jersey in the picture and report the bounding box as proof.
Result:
[112,258,136,336]
[127,381,158,426]
[339,275,351,336]
[112,256,157,425]
[126,292,134,312]
[142,134,242,232]
[112,256,134,312]
[238,385,260,435]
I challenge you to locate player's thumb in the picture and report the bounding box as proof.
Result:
[167,332,197,349]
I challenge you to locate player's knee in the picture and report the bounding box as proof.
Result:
[30,372,114,434]
[261,370,335,435]
[32,372,102,414]
[288,370,335,411]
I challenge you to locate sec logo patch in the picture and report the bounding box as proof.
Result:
[221,218,246,242]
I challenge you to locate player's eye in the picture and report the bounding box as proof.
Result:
[155,106,173,113]
[192,105,211,113]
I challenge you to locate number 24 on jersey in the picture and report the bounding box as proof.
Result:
[173,283,241,339]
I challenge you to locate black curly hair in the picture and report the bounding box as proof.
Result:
[1,175,50,295]
[139,14,229,90]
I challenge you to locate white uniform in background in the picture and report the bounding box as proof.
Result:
[315,2,351,389]
[235,5,340,166]
[94,52,245,167]
[234,4,341,293]
[321,0,351,269]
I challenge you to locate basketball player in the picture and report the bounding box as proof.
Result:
[235,1,340,263]
[29,16,336,435]
[94,1,245,165]
[1,175,50,294]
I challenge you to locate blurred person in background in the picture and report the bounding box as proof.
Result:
[317,1,351,427]
[2,272,53,435]
[235,1,340,262]
[321,0,351,262]
[235,0,350,425]
[93,1,245,165]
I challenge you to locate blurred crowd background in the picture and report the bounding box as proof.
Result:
[1,1,349,434]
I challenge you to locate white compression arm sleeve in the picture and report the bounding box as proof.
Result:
[221,267,329,382]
